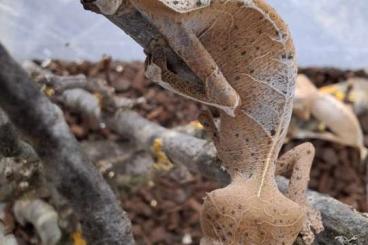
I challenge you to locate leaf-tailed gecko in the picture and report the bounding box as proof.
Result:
[84,0,324,244]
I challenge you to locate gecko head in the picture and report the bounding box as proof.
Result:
[81,0,126,15]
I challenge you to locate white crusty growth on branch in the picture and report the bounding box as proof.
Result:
[13,199,61,245]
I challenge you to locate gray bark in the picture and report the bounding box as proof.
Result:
[110,110,230,184]
[0,43,134,245]
[0,110,25,158]
[0,109,42,201]
[278,177,368,245]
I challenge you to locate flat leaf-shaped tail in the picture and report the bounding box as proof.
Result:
[185,1,297,192]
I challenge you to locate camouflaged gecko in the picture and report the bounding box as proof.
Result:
[86,0,324,244]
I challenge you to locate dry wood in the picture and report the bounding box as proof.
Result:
[0,109,42,202]
[0,43,134,245]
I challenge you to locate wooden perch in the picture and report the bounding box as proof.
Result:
[0,43,134,245]
[0,109,42,201]
[110,110,368,244]
[0,109,30,158]
[110,110,230,184]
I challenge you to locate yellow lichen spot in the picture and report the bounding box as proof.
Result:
[333,91,346,101]
[72,231,87,245]
[190,120,204,129]
[41,85,55,97]
[317,122,326,132]
[151,138,173,171]
[319,85,345,101]
[94,92,103,106]
[319,85,339,94]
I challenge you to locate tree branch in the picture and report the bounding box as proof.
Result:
[81,0,201,83]
[110,110,368,244]
[110,110,230,184]
[0,43,134,245]
[0,109,25,158]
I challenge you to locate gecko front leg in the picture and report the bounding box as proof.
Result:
[164,24,241,117]
[142,24,240,116]
[145,37,241,115]
[145,38,212,101]
[276,143,324,244]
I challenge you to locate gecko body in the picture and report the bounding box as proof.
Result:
[84,0,324,244]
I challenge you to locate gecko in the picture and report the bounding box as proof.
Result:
[83,0,324,244]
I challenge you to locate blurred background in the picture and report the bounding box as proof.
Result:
[1,1,368,244]
[0,0,367,68]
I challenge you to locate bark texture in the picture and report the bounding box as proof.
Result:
[0,43,134,245]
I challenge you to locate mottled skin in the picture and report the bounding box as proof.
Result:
[87,0,323,244]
